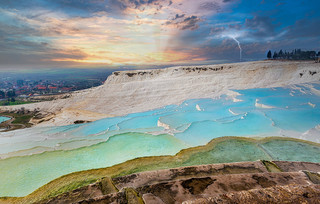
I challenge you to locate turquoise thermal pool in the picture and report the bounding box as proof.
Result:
[0,116,10,124]
[0,83,320,196]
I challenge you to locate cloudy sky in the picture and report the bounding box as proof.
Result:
[0,0,319,69]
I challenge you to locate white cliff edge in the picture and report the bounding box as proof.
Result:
[0,60,319,127]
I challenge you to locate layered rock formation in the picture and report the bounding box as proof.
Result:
[1,61,319,126]
[38,161,320,204]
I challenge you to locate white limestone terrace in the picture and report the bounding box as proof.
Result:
[1,60,319,127]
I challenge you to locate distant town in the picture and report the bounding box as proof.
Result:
[0,78,106,105]
[0,68,114,105]
[2,78,105,96]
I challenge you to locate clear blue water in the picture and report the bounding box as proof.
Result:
[0,83,320,196]
[0,116,10,124]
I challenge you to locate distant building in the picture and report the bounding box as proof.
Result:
[61,87,73,92]
[36,85,47,90]
[48,86,58,93]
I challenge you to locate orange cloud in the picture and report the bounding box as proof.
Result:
[2,1,228,66]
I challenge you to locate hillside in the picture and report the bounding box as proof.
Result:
[1,60,319,127]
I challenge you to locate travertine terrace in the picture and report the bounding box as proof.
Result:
[1,60,319,126]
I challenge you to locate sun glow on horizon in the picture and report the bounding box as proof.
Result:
[1,0,319,68]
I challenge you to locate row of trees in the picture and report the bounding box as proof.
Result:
[0,98,16,106]
[267,49,320,60]
[0,90,16,99]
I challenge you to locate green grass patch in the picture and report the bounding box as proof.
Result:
[0,112,35,130]
[11,115,33,125]
[0,100,35,106]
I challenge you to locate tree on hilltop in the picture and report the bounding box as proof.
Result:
[273,51,278,59]
[279,49,283,59]
[267,50,272,59]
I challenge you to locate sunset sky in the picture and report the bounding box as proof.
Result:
[0,0,319,69]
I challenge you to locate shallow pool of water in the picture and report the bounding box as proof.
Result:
[0,116,10,124]
[0,82,320,196]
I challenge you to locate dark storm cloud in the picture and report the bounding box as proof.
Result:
[1,0,320,67]
[199,2,221,12]
[173,14,185,20]
[166,15,202,31]
[180,16,202,30]
[110,0,172,11]
[242,14,320,46]
[245,16,277,37]
[285,18,320,38]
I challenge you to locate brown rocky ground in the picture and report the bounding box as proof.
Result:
[36,161,320,204]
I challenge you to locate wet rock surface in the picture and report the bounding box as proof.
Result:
[40,161,320,204]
